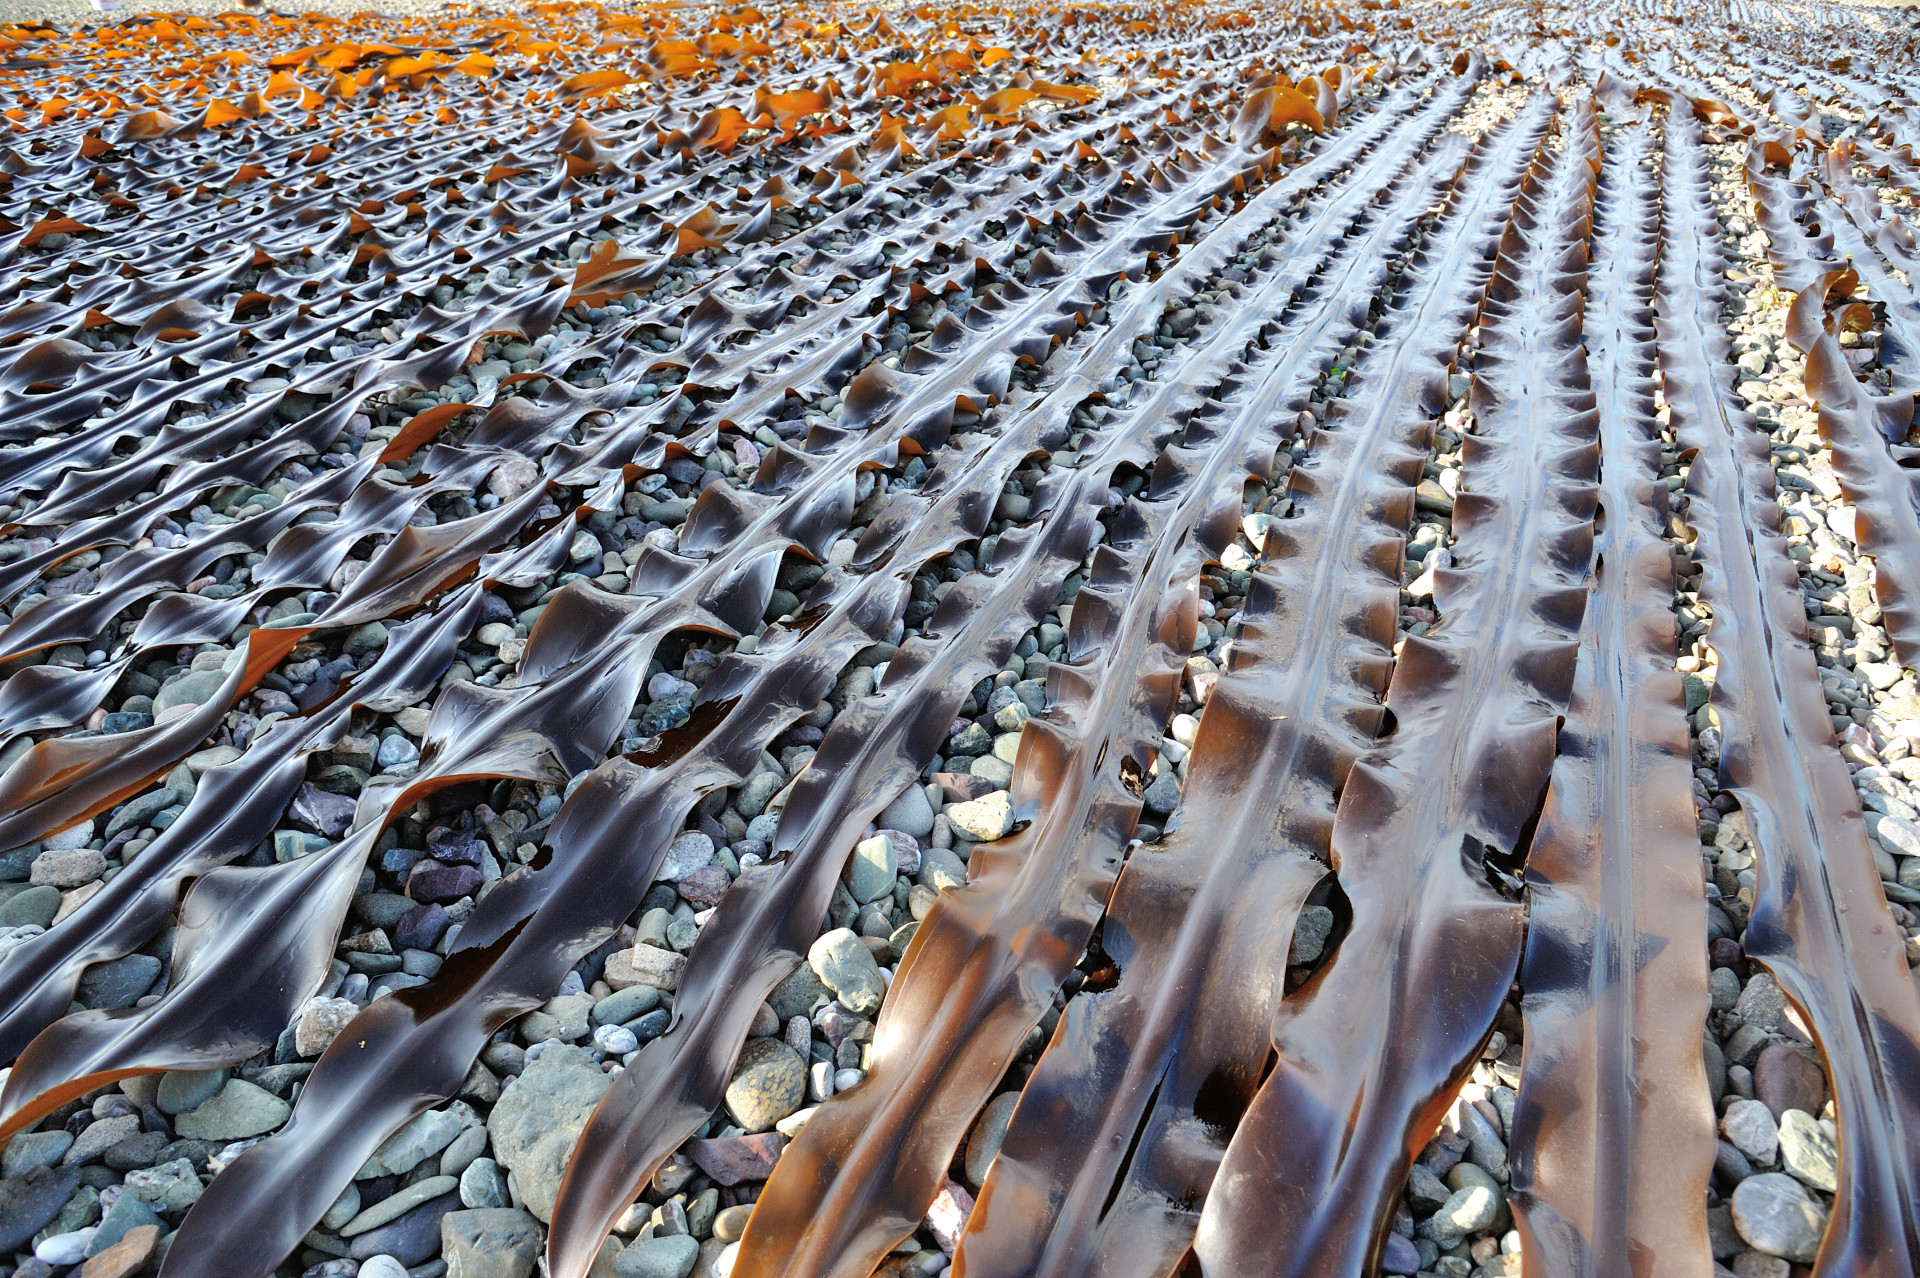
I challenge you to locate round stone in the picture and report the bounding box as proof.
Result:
[723,1037,806,1133]
[1731,1172,1828,1263]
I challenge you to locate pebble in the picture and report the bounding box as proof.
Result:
[1731,1172,1827,1262]
[35,1228,95,1265]
[945,791,1013,841]
[156,1068,228,1116]
[460,1158,509,1210]
[964,1092,1020,1186]
[808,928,886,1015]
[296,997,361,1057]
[659,832,716,882]
[1776,1109,1837,1192]
[439,1206,541,1278]
[348,1191,460,1266]
[1753,1044,1826,1121]
[342,1175,459,1235]
[173,1079,291,1141]
[844,834,897,904]
[3,1131,73,1178]
[78,1222,159,1278]
[880,784,937,839]
[1721,1098,1780,1165]
[616,1233,700,1278]
[486,1043,610,1221]
[723,1038,806,1132]
[685,1133,786,1185]
[357,1259,410,1278]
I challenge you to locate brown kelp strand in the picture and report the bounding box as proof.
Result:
[1505,110,1717,1278]
[0,5,1915,1278]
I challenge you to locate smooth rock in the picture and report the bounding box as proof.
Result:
[1735,973,1788,1035]
[3,1131,73,1179]
[615,1233,700,1278]
[1753,1044,1826,1121]
[365,1109,466,1179]
[879,785,936,839]
[724,1038,806,1133]
[964,1092,1020,1186]
[607,944,685,992]
[36,1228,96,1265]
[156,1069,228,1117]
[64,1115,141,1165]
[807,928,885,1016]
[32,847,107,889]
[0,1164,81,1251]
[173,1079,291,1141]
[344,1176,460,1236]
[487,1043,611,1221]
[1380,1231,1421,1276]
[685,1133,785,1186]
[87,1189,162,1256]
[1777,1109,1838,1192]
[77,955,160,1010]
[924,1180,973,1255]
[1730,1173,1826,1262]
[460,1158,509,1210]
[358,1258,410,1278]
[1721,1099,1780,1165]
[844,835,896,905]
[349,1192,461,1266]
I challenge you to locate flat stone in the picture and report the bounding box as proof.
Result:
[1380,1231,1421,1275]
[363,1110,465,1178]
[153,669,226,714]
[441,1206,541,1278]
[344,1175,459,1236]
[102,1131,170,1172]
[156,1069,229,1116]
[3,1131,72,1179]
[615,1233,700,1278]
[64,1116,141,1166]
[439,1125,487,1178]
[78,1222,158,1278]
[31,847,107,889]
[487,1043,611,1221]
[1721,1099,1779,1165]
[394,903,451,951]
[76,954,160,1010]
[724,1038,806,1133]
[945,791,1013,841]
[1731,1172,1827,1263]
[767,965,827,1022]
[410,861,484,903]
[1141,770,1181,816]
[685,1133,786,1186]
[1753,1044,1826,1121]
[593,986,660,1027]
[349,1191,461,1266]
[86,1190,162,1257]
[880,785,936,839]
[1777,1110,1838,1192]
[844,834,896,905]
[964,1092,1020,1186]
[173,1079,291,1141]
[918,848,968,894]
[0,885,60,928]
[523,993,593,1044]
[297,997,360,1058]
[808,928,885,1016]
[291,783,358,838]
[0,1164,81,1251]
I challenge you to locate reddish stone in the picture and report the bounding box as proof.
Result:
[677,864,732,909]
[1754,1043,1828,1121]
[408,861,483,904]
[687,1132,787,1186]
